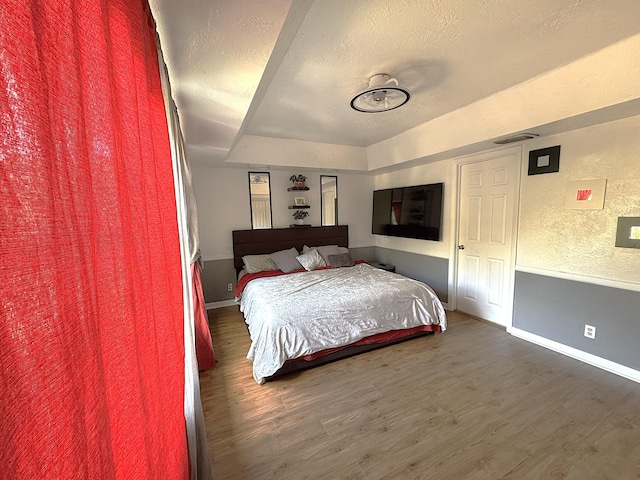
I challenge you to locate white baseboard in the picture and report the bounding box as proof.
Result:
[511,327,640,385]
[205,300,237,310]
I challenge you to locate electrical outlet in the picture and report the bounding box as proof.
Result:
[227,283,233,292]
[584,324,596,339]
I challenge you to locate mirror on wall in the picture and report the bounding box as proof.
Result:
[248,172,272,229]
[320,175,338,226]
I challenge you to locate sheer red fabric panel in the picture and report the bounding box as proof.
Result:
[0,1,188,478]
[191,264,215,370]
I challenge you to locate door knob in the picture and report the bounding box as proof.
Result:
[458,245,465,250]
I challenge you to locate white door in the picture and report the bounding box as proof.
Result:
[455,151,520,327]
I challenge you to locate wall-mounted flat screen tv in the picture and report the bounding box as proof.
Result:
[372,183,443,241]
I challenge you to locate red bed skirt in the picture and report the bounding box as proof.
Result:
[289,324,442,363]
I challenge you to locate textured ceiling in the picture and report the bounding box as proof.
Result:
[149,0,640,171]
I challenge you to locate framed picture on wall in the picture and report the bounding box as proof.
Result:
[294,196,306,206]
[565,179,606,209]
[528,145,561,175]
[615,217,640,248]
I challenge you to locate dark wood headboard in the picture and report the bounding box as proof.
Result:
[232,225,349,271]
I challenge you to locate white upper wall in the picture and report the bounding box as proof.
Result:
[371,114,640,287]
[225,135,368,171]
[192,168,249,260]
[192,166,374,261]
[517,115,640,286]
[192,113,640,290]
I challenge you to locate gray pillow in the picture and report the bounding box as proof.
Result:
[242,254,278,273]
[327,252,355,268]
[316,245,340,263]
[270,247,303,273]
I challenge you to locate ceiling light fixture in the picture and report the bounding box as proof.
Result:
[493,133,539,145]
[350,74,410,113]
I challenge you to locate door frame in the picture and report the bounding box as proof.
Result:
[447,145,523,332]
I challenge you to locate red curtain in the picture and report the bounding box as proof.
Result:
[191,264,215,371]
[0,1,189,478]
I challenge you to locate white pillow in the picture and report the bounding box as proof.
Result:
[296,249,326,271]
[242,254,278,274]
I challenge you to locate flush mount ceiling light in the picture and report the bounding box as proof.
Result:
[494,133,539,145]
[350,74,410,113]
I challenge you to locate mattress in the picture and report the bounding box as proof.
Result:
[239,263,446,383]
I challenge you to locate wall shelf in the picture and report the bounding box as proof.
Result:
[289,181,310,224]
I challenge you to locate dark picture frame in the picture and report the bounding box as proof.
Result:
[528,145,561,175]
[320,175,338,226]
[615,217,640,249]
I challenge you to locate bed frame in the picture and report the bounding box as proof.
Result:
[232,225,349,273]
[232,225,433,380]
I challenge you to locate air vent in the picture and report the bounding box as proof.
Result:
[494,133,539,145]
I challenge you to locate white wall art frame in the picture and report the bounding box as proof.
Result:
[566,179,607,209]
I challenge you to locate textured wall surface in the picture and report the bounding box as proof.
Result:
[517,115,640,285]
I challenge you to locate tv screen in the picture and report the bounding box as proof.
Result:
[372,183,443,241]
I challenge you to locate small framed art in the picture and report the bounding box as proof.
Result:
[565,179,606,210]
[528,145,560,175]
[615,217,640,249]
[294,196,306,206]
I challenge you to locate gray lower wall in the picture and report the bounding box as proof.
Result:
[201,259,236,303]
[513,271,640,371]
[374,247,449,302]
[350,246,376,263]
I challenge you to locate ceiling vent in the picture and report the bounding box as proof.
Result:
[350,74,410,113]
[494,133,539,145]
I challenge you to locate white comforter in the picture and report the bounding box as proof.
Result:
[239,263,446,383]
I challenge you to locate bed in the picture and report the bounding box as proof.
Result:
[233,226,446,383]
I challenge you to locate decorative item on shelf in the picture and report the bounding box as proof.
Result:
[289,174,307,189]
[292,209,309,225]
[294,196,306,206]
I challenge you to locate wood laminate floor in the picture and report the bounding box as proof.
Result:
[201,306,640,479]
